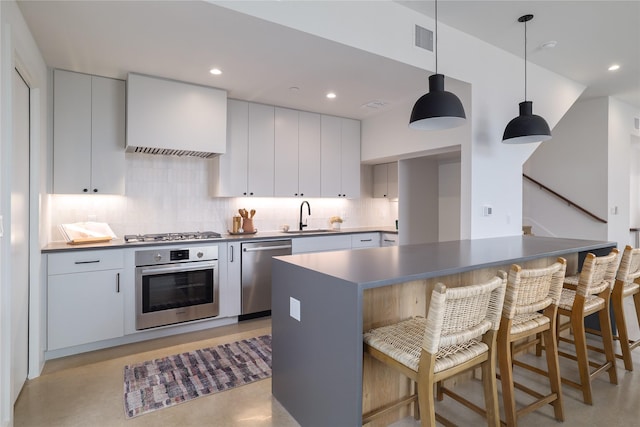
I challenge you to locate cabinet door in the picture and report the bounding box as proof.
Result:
[91,76,125,194]
[373,164,388,198]
[48,269,124,350]
[247,103,274,196]
[53,70,92,193]
[291,235,352,254]
[340,118,361,198]
[274,107,299,197]
[320,115,342,197]
[351,233,380,249]
[298,111,321,197]
[211,99,248,197]
[387,161,398,199]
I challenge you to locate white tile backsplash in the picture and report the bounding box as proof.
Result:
[48,153,397,241]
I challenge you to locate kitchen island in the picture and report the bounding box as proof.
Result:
[271,236,615,427]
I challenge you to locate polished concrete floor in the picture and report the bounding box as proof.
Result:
[14,313,640,427]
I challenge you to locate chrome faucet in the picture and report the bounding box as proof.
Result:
[299,201,311,231]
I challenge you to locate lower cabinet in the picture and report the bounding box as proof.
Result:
[351,233,380,249]
[381,233,399,246]
[47,250,124,350]
[292,234,352,254]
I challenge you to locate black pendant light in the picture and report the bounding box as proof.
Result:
[502,14,551,144]
[409,0,466,130]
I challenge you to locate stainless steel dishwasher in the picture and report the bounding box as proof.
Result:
[241,240,292,315]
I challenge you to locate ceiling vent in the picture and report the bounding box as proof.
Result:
[415,25,434,52]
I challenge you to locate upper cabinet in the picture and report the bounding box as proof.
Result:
[126,73,227,157]
[373,162,398,199]
[211,101,360,199]
[274,108,321,197]
[53,69,125,194]
[210,100,274,197]
[320,116,361,198]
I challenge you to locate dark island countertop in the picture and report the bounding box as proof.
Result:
[274,235,617,291]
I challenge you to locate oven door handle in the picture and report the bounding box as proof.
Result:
[140,263,216,275]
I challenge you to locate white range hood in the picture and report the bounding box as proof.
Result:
[126,73,227,158]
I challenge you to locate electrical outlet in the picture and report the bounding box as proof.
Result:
[290,297,301,321]
[483,205,493,216]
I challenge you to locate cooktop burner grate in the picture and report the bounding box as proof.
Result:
[124,231,222,243]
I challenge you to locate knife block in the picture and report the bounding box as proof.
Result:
[242,218,255,233]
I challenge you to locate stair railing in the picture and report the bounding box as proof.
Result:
[523,174,607,224]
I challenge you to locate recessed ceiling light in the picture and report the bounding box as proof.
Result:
[326,92,336,99]
[608,64,620,71]
[289,86,300,92]
[209,68,222,75]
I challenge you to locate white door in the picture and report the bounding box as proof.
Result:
[11,68,30,403]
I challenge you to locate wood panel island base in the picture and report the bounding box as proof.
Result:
[271,236,615,427]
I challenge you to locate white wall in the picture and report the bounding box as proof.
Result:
[399,156,439,245]
[48,153,398,240]
[524,97,640,248]
[609,97,639,247]
[439,158,461,242]
[524,98,609,239]
[0,0,48,424]
[216,1,585,240]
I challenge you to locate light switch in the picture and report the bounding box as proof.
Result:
[290,297,301,321]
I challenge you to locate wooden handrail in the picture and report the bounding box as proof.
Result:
[523,174,607,224]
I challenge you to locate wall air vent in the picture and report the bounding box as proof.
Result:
[415,25,434,52]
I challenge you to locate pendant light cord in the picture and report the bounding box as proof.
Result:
[435,0,438,74]
[524,17,527,101]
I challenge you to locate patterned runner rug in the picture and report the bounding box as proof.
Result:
[124,334,272,418]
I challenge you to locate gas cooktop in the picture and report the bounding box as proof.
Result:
[124,231,222,243]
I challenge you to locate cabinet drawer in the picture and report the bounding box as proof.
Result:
[381,233,398,247]
[351,233,380,249]
[48,250,124,275]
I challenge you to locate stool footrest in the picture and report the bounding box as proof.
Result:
[362,393,417,425]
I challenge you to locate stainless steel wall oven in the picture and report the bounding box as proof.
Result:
[135,246,219,330]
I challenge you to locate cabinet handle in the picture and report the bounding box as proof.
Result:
[300,193,304,196]
[249,192,254,196]
[74,260,100,264]
[116,272,120,293]
[230,245,234,262]
[83,188,88,193]
[360,239,373,242]
[384,239,396,243]
[93,188,98,193]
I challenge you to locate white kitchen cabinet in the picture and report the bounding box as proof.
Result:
[351,233,380,249]
[381,233,399,246]
[126,73,227,156]
[224,242,242,317]
[320,115,361,198]
[47,250,124,350]
[292,234,352,254]
[53,69,125,194]
[373,162,398,199]
[274,108,321,197]
[210,100,274,197]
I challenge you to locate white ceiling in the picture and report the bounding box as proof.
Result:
[16,1,640,123]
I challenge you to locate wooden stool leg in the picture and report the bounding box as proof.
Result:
[598,303,618,385]
[542,325,564,421]
[498,327,517,426]
[612,290,633,371]
[571,311,593,405]
[634,292,640,328]
[482,350,500,427]
[418,373,436,427]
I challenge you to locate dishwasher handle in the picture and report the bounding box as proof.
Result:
[243,244,292,253]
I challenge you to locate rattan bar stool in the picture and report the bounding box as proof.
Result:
[556,249,619,405]
[610,245,640,371]
[497,258,566,426]
[362,273,507,427]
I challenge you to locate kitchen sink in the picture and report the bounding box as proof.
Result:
[282,229,335,234]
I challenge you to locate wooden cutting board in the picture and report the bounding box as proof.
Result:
[66,236,112,245]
